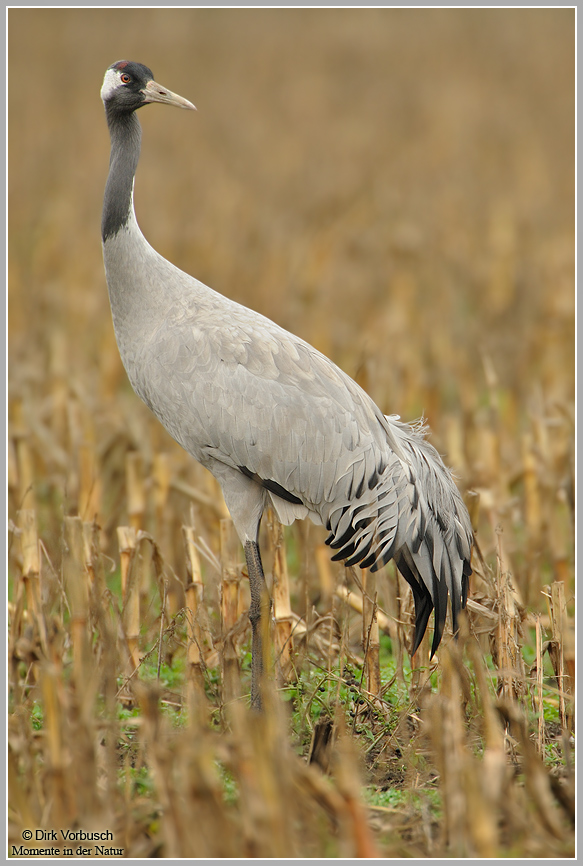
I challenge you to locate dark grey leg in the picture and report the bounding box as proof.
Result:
[244,540,270,711]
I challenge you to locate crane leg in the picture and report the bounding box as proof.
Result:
[245,540,270,711]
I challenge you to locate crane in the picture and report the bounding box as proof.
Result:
[101,61,473,710]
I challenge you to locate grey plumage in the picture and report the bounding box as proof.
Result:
[101,61,473,707]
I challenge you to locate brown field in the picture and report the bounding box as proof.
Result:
[8,8,574,858]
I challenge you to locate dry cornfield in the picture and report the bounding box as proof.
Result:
[8,8,574,859]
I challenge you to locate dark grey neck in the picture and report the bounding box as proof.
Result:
[101,109,142,242]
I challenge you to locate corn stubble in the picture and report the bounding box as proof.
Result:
[8,8,574,858]
[8,482,574,856]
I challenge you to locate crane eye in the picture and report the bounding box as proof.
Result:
[120,73,131,84]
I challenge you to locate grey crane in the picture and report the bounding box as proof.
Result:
[101,61,473,710]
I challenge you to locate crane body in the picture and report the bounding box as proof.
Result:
[101,61,473,710]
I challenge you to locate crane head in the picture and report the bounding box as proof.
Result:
[101,61,196,114]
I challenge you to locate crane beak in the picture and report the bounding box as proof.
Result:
[142,79,196,110]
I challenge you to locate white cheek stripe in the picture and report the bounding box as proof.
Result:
[101,67,123,102]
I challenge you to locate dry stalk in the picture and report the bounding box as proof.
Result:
[79,439,101,522]
[522,430,541,543]
[534,615,545,752]
[134,682,185,858]
[465,487,481,533]
[63,516,90,689]
[361,570,381,697]
[384,563,407,682]
[521,430,542,605]
[335,583,397,641]
[426,646,467,855]
[117,524,136,598]
[465,638,509,847]
[17,509,47,656]
[268,511,295,686]
[314,542,335,610]
[410,627,431,697]
[426,643,499,857]
[15,434,36,511]
[49,330,69,444]
[545,580,573,731]
[182,523,212,718]
[82,520,120,789]
[220,517,242,706]
[331,724,382,858]
[496,699,566,840]
[39,662,73,829]
[493,529,526,701]
[153,452,172,549]
[307,715,335,773]
[229,696,296,856]
[82,519,109,597]
[8,746,39,836]
[117,525,140,671]
[7,436,18,493]
[126,451,145,531]
[65,398,83,504]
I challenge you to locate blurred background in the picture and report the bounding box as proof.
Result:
[9,8,574,599]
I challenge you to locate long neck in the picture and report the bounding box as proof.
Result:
[102,109,142,242]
